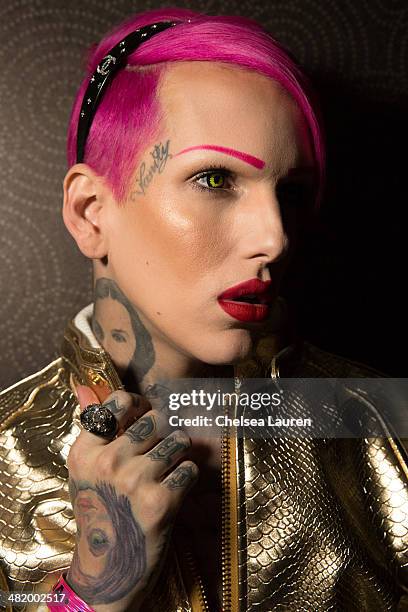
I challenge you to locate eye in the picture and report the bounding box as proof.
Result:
[111,330,127,343]
[191,167,234,194]
[202,172,226,189]
[88,528,110,556]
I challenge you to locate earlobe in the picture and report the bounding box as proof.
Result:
[62,164,109,260]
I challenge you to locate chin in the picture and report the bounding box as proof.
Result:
[193,328,255,366]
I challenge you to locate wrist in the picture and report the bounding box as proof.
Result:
[48,572,140,612]
[47,573,95,612]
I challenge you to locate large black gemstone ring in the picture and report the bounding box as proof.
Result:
[80,403,119,439]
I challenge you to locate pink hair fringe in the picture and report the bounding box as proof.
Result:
[67,7,325,205]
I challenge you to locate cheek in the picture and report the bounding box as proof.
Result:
[107,338,136,370]
[173,220,232,277]
[119,340,136,364]
[113,200,234,283]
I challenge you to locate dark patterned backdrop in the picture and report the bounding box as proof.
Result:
[0,0,407,389]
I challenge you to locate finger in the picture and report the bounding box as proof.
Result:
[161,460,199,495]
[143,430,191,480]
[110,409,171,457]
[75,384,100,410]
[76,389,150,448]
[101,391,152,435]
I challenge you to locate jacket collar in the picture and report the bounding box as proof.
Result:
[61,304,123,402]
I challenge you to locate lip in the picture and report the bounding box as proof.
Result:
[217,278,273,322]
[77,499,97,512]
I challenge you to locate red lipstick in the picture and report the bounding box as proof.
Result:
[217,278,273,322]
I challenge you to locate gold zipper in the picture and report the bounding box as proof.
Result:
[183,376,240,612]
[221,377,240,612]
[221,414,232,611]
[184,547,210,612]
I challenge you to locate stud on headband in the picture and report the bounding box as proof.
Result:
[76,20,184,163]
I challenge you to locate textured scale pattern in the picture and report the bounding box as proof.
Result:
[1,0,407,389]
[235,340,408,610]
[1,315,408,611]
[0,322,194,612]
[0,360,80,611]
[242,435,399,610]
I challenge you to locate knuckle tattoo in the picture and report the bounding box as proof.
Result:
[125,415,156,444]
[147,432,190,466]
[165,463,198,490]
[103,395,128,419]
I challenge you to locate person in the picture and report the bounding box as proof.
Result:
[0,6,407,612]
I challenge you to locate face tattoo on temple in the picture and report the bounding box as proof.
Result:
[130,139,172,199]
[92,278,155,388]
[67,479,146,605]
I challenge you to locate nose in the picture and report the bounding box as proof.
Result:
[240,186,289,265]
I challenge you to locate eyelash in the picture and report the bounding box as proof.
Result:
[190,165,235,194]
[111,331,126,343]
[188,166,314,205]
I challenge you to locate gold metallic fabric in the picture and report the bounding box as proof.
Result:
[0,313,408,611]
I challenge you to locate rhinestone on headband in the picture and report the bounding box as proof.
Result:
[76,20,181,164]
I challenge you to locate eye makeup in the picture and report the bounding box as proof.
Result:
[188,165,236,195]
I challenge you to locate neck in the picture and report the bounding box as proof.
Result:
[91,274,233,404]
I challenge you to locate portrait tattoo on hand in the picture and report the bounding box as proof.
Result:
[130,139,172,199]
[67,479,146,605]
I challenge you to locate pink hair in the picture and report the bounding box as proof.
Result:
[67,7,325,205]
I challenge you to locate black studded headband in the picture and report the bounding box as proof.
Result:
[76,20,183,164]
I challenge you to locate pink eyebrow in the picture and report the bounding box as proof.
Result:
[174,145,265,170]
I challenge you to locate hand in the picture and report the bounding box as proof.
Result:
[66,385,199,612]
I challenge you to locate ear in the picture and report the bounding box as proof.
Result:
[62,164,111,259]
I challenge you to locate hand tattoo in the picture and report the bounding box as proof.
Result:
[165,465,196,490]
[103,397,127,419]
[125,415,156,443]
[67,479,146,605]
[144,382,172,413]
[147,434,188,466]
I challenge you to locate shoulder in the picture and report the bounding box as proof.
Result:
[0,358,79,594]
[279,341,387,378]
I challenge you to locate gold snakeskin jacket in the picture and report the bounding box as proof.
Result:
[1,304,408,612]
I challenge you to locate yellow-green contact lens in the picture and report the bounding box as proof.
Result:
[208,174,225,188]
